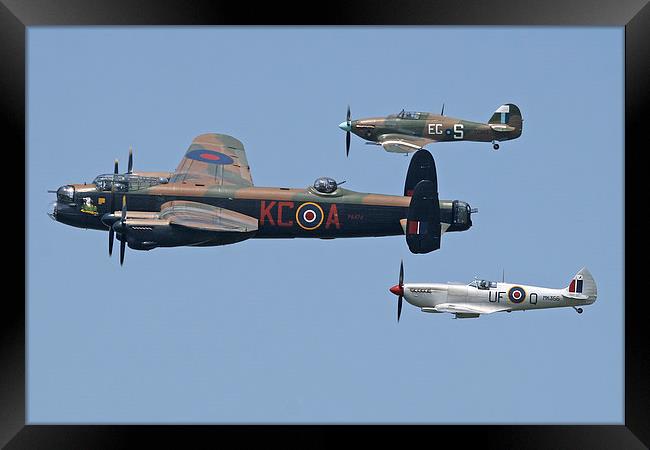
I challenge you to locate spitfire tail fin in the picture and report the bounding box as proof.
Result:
[564,267,597,300]
[488,103,523,136]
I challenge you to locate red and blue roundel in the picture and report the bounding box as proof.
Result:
[508,286,526,304]
[186,148,234,165]
[295,202,324,231]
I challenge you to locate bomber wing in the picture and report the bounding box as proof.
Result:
[159,200,258,233]
[377,134,434,153]
[170,133,254,187]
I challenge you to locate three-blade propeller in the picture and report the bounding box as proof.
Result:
[108,195,128,266]
[108,159,118,257]
[104,147,133,265]
[118,195,127,266]
[345,106,351,157]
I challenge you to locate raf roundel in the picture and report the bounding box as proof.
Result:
[186,148,234,165]
[508,286,526,304]
[296,202,325,231]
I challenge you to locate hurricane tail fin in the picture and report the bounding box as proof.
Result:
[488,103,523,136]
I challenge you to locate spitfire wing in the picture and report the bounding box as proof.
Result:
[170,133,254,187]
[160,200,258,233]
[432,303,511,315]
[377,134,434,153]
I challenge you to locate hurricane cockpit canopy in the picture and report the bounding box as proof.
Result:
[469,279,497,290]
[312,177,339,194]
[92,173,168,192]
[396,110,422,120]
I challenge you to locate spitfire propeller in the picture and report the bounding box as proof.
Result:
[389,260,406,322]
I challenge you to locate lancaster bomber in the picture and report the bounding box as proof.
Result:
[388,262,597,321]
[48,134,476,264]
[338,104,523,155]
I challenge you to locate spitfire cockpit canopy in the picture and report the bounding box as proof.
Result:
[313,176,339,194]
[92,173,168,192]
[469,279,497,290]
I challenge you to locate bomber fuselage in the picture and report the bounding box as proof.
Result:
[50,180,473,243]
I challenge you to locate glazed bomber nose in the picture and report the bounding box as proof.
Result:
[47,201,58,221]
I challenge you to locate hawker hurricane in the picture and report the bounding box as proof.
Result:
[339,103,523,155]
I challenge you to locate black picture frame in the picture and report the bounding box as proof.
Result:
[5,0,648,447]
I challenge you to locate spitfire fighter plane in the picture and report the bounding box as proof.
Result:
[48,134,475,264]
[388,262,597,321]
[338,104,523,155]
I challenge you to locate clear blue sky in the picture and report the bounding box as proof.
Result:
[27,27,623,423]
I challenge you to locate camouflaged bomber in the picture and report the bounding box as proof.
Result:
[49,134,475,264]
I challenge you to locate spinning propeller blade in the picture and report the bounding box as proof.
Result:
[398,260,404,322]
[345,105,351,157]
[128,146,133,174]
[389,260,406,322]
[120,239,126,266]
[108,159,119,257]
[108,228,114,256]
[119,195,127,266]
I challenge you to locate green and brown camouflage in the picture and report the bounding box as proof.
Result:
[49,133,474,262]
[339,103,522,153]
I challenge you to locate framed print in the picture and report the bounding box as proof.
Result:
[4,0,648,447]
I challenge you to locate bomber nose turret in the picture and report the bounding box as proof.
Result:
[47,201,58,221]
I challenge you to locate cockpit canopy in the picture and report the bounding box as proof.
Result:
[92,173,168,192]
[469,279,497,290]
[312,177,339,194]
[396,109,423,120]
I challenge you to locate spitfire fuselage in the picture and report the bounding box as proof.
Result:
[403,282,595,313]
